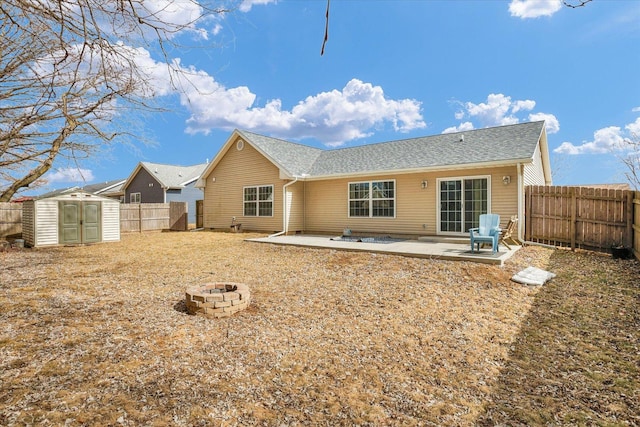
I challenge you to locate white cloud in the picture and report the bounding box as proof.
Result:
[239,0,278,13]
[47,168,95,183]
[513,99,536,113]
[509,0,563,19]
[211,23,223,35]
[442,122,474,134]
[529,112,560,133]
[627,117,640,136]
[449,93,559,134]
[554,125,630,154]
[180,77,426,146]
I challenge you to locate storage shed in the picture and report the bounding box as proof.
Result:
[22,191,120,248]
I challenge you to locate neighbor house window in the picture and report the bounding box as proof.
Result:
[348,180,395,218]
[130,192,141,203]
[244,185,273,216]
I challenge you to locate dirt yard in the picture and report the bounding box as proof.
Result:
[0,232,638,426]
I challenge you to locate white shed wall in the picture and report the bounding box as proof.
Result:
[102,200,121,242]
[35,200,59,247]
[25,192,120,247]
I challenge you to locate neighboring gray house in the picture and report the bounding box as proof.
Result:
[122,162,207,224]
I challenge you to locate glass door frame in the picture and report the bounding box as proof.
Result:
[436,175,492,235]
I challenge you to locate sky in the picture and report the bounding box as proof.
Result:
[42,0,640,191]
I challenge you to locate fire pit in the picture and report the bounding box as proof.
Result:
[185,282,250,318]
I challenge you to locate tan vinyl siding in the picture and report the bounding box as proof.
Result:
[304,166,519,236]
[285,181,305,233]
[202,140,284,232]
[523,144,546,186]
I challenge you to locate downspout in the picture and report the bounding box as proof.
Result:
[517,163,524,242]
[268,176,299,238]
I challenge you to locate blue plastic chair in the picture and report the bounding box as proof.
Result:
[469,214,501,253]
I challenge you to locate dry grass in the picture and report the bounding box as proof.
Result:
[0,232,637,426]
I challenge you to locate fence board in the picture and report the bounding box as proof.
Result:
[120,202,186,232]
[169,201,187,231]
[195,200,203,229]
[634,192,640,260]
[526,185,633,254]
[0,202,23,237]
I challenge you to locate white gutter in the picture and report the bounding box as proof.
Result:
[268,176,299,238]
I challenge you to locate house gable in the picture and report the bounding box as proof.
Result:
[124,165,164,203]
[201,136,284,231]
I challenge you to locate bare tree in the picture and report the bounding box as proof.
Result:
[562,0,593,9]
[0,0,230,201]
[619,134,640,190]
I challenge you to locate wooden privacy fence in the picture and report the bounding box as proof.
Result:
[120,201,187,232]
[0,202,22,237]
[525,186,634,254]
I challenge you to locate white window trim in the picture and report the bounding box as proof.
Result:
[436,175,491,235]
[347,179,396,219]
[130,192,141,203]
[243,184,274,217]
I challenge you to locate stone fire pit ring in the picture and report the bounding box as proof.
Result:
[185,282,250,318]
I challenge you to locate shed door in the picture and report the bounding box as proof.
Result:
[82,202,102,243]
[58,201,102,244]
[59,201,82,244]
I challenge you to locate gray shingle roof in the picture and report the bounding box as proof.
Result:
[239,121,545,178]
[141,162,207,188]
[237,130,323,177]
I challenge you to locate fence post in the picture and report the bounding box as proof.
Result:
[625,191,633,249]
[138,203,142,233]
[570,187,576,251]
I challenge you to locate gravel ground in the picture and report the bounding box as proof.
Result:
[0,231,636,426]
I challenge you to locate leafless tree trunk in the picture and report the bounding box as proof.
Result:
[0,0,230,201]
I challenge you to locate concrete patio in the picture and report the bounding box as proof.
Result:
[247,235,520,265]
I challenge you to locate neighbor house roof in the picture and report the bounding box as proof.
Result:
[198,121,549,185]
[126,162,208,190]
[82,179,126,195]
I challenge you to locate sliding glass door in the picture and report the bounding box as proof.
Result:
[439,177,489,233]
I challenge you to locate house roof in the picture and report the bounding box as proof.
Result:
[198,121,549,186]
[237,130,323,177]
[128,162,208,189]
[82,179,126,195]
[308,121,546,177]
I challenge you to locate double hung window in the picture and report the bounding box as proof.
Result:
[348,180,395,218]
[244,185,273,216]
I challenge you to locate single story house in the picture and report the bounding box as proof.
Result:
[122,162,207,224]
[196,121,552,240]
